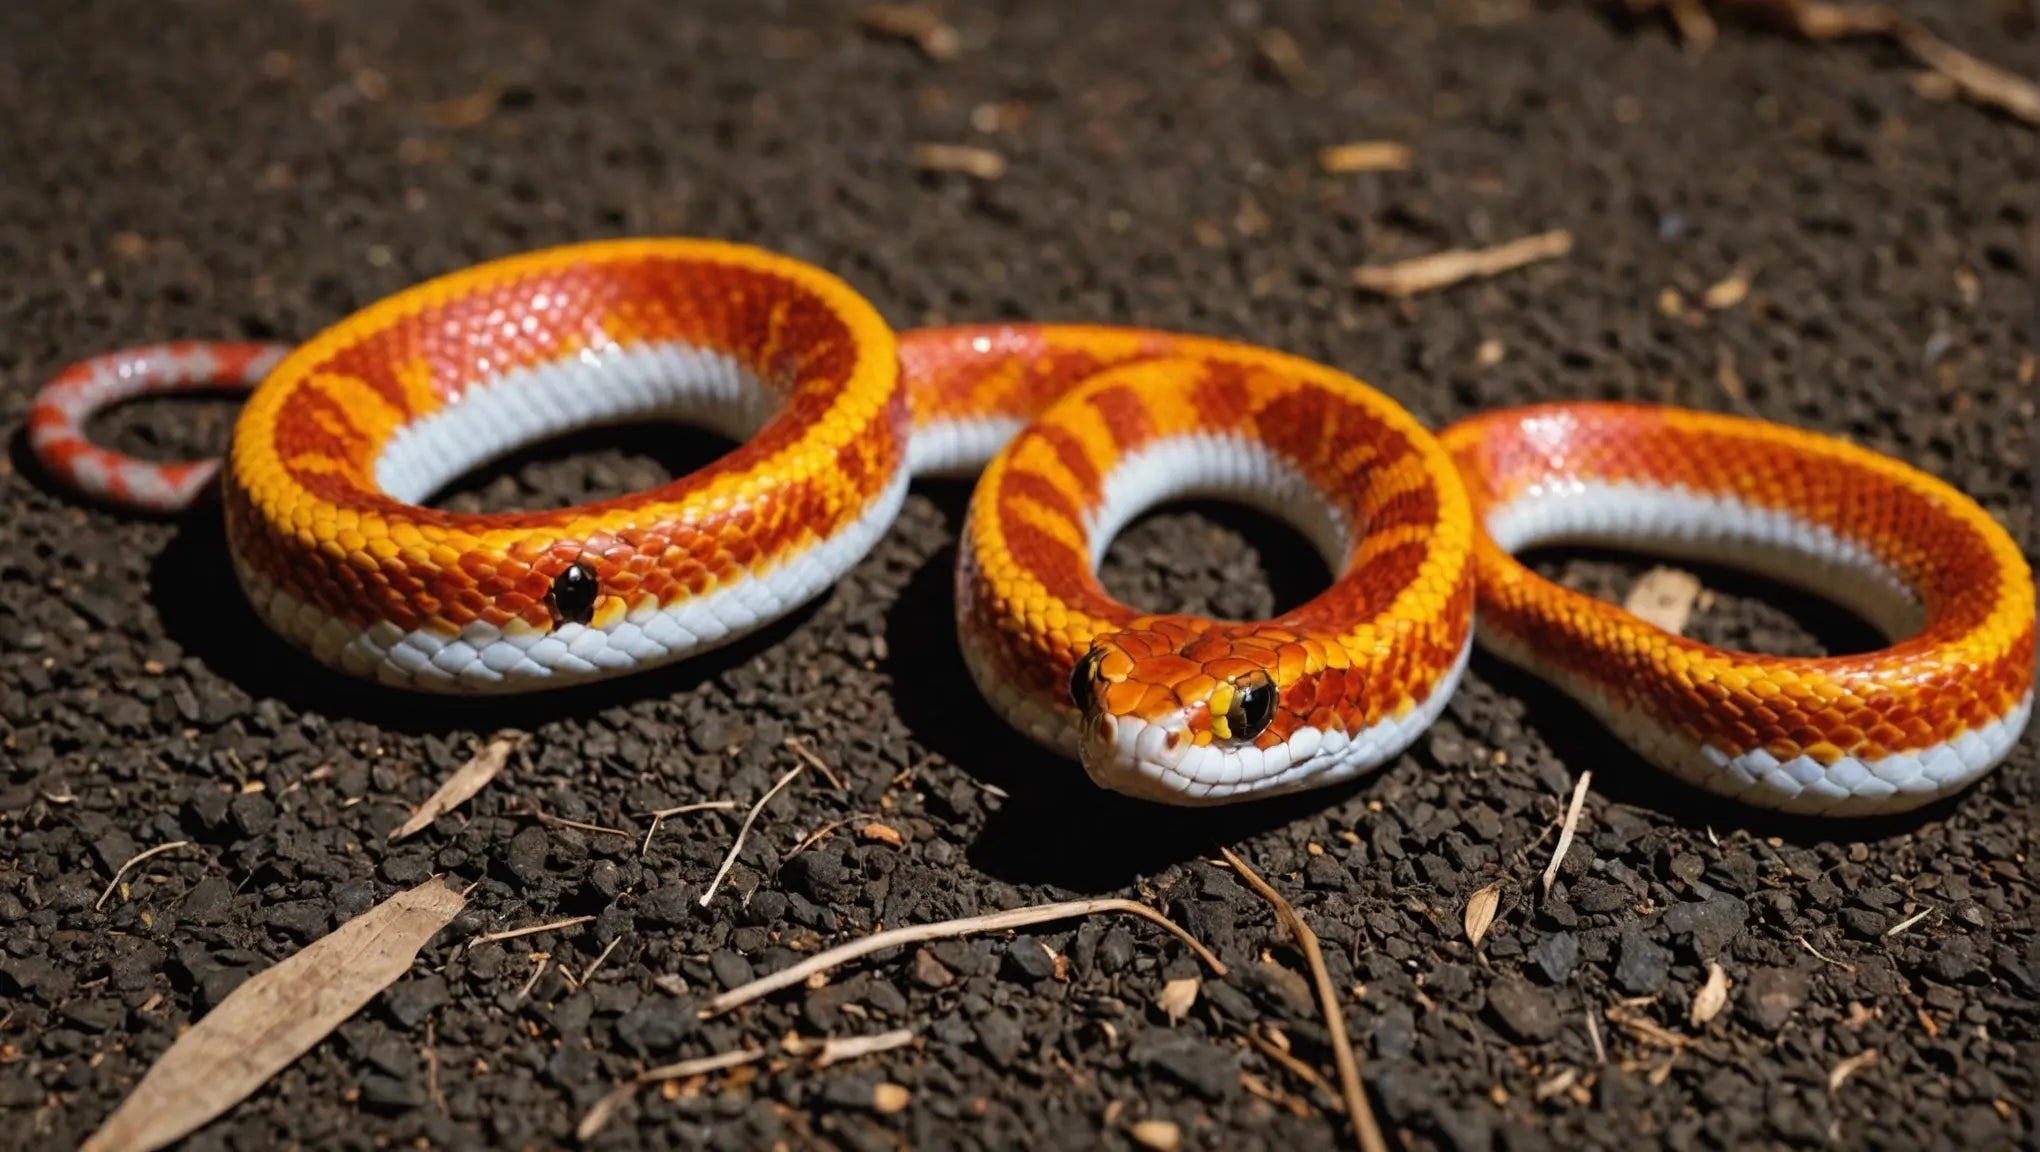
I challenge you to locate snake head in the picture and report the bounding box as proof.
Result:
[1067,617,1343,804]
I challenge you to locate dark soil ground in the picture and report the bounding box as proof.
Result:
[2,1,2036,1150]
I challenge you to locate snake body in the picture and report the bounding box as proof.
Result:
[29,238,2034,815]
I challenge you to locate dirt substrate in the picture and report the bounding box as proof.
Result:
[2,1,2036,1149]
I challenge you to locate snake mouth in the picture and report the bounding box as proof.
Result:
[1077,708,1296,805]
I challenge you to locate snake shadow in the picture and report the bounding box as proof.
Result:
[882,484,1376,893]
[1471,545,1981,845]
[146,422,821,734]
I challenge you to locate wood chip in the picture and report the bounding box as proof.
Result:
[1534,1068,1578,1101]
[81,878,465,1152]
[1130,1119,1183,1151]
[1351,230,1572,297]
[1624,567,1704,634]
[1702,267,1754,309]
[1158,976,1201,1025]
[704,897,1223,1015]
[871,1082,912,1114]
[1317,141,1413,174]
[912,143,1005,179]
[855,3,960,59]
[390,733,520,841]
[1827,1048,1878,1095]
[1464,884,1501,947]
[421,81,501,128]
[1690,962,1731,1026]
[859,822,904,846]
[1542,770,1593,897]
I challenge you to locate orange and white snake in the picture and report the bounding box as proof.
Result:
[29,238,2034,815]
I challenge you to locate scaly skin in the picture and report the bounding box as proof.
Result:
[26,237,2035,814]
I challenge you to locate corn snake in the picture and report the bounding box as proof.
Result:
[28,238,2034,815]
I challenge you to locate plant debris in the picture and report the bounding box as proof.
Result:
[80,879,465,1152]
[390,733,521,841]
[1219,848,1386,1152]
[1317,141,1413,173]
[1624,567,1704,634]
[1350,229,1573,297]
[705,898,1224,1014]
[911,143,1006,179]
[1464,883,1502,947]
[856,3,961,60]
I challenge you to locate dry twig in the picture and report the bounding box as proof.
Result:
[638,799,737,858]
[789,812,884,857]
[784,736,846,791]
[1883,906,1934,938]
[783,1027,920,1067]
[1542,770,1593,896]
[576,1047,768,1140]
[1351,229,1572,297]
[1219,848,1386,1152]
[705,898,1225,1014]
[1660,0,2037,125]
[97,841,202,911]
[580,936,624,985]
[469,915,595,948]
[700,763,807,907]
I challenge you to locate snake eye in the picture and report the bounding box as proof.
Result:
[1225,669,1277,742]
[1069,648,1106,714]
[548,560,600,626]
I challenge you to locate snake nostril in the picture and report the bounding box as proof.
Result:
[547,560,600,626]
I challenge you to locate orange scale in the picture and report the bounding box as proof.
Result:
[1133,654,1203,688]
[1103,679,1149,716]
[1200,656,1264,682]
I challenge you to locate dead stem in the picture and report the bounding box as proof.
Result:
[700,763,807,907]
[1219,848,1386,1152]
[704,898,1225,1014]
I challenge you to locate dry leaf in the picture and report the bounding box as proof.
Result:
[1158,976,1201,1025]
[391,733,519,840]
[1464,884,1502,947]
[872,1082,912,1114]
[81,879,465,1152]
[1625,567,1703,634]
[1690,962,1731,1026]
[1828,1049,1879,1095]
[1130,1119,1183,1151]
[1352,230,1572,297]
